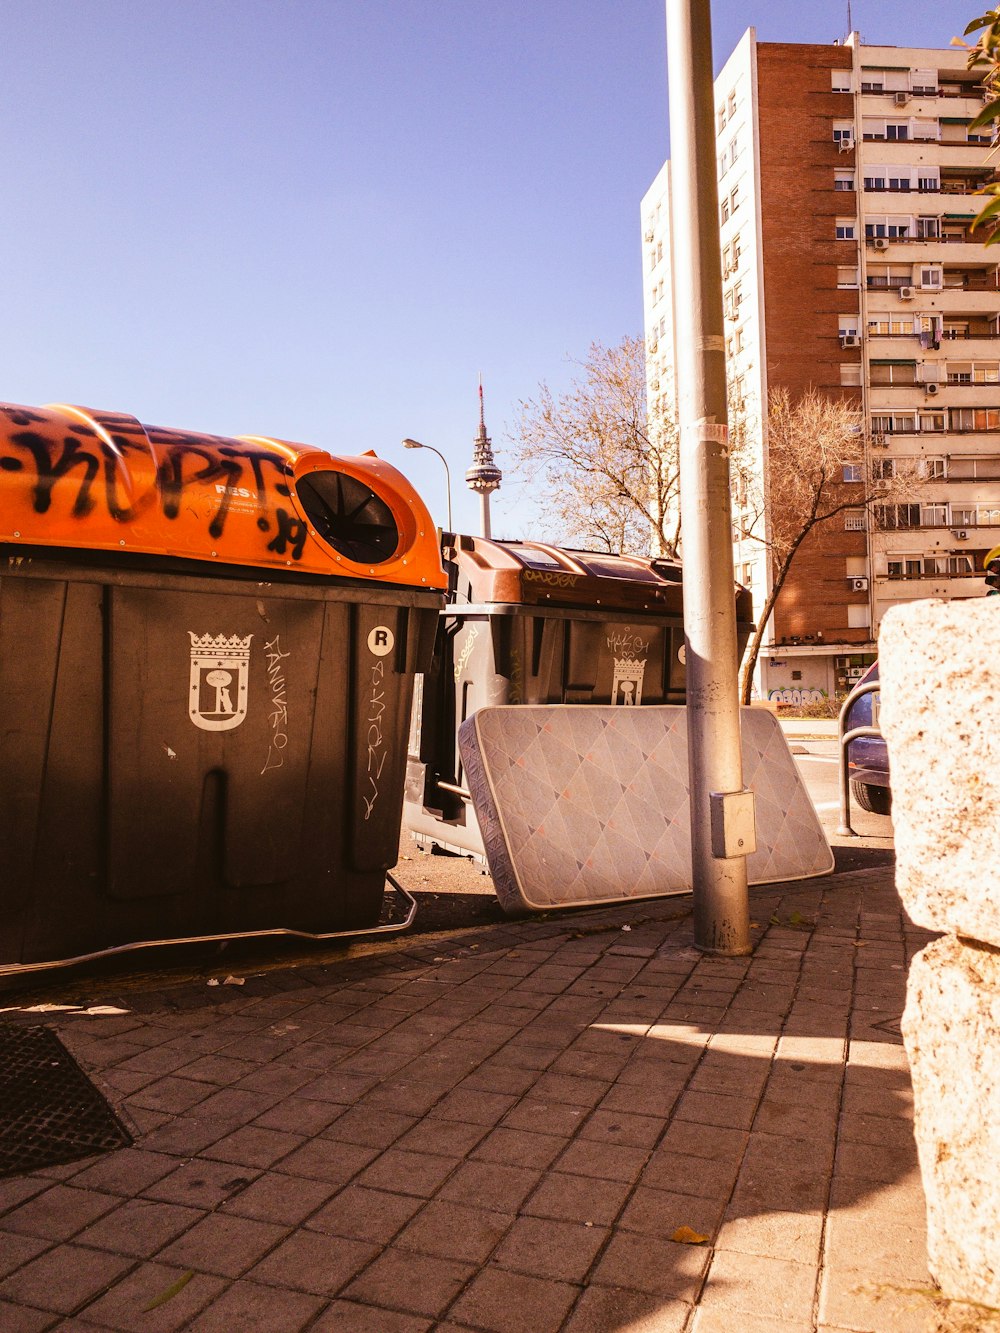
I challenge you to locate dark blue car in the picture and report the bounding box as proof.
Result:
[845,662,890,815]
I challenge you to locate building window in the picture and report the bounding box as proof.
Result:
[872,458,896,480]
[837,266,860,289]
[865,216,911,238]
[875,503,921,529]
[842,463,863,482]
[841,364,862,386]
[848,605,872,629]
[922,504,948,527]
[867,317,912,335]
[831,70,852,93]
[925,457,947,479]
[920,267,942,289]
[835,170,855,191]
[728,91,737,119]
[951,408,1000,432]
[833,122,854,146]
[887,557,922,580]
[836,219,856,240]
[870,361,917,385]
[845,509,867,531]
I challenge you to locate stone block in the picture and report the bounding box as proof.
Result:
[880,600,1000,946]
[901,934,1000,1306]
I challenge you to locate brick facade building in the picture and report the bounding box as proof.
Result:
[643,29,999,701]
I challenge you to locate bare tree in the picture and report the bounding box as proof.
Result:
[507,336,681,556]
[735,387,921,703]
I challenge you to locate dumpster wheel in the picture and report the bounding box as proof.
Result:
[0,875,417,979]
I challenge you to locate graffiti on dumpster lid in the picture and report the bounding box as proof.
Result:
[188,633,253,731]
[261,636,291,774]
[0,408,306,558]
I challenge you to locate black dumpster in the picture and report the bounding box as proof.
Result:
[0,401,445,971]
[405,535,754,857]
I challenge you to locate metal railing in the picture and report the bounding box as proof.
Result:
[836,679,882,837]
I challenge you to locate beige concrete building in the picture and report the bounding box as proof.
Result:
[642,29,999,703]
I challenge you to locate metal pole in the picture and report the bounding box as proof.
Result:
[480,493,492,540]
[666,0,751,954]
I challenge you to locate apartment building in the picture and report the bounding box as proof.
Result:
[642,29,999,701]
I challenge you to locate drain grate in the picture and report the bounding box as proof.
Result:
[0,1025,132,1178]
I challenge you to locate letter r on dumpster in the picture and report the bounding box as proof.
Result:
[367,626,394,657]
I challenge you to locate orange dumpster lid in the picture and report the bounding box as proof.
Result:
[0,402,446,588]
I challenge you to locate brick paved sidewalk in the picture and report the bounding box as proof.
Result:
[0,867,970,1332]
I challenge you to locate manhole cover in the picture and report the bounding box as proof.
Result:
[0,1025,132,1178]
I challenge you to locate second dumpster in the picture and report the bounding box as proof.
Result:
[405,534,754,857]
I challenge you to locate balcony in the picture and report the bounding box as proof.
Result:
[863,237,999,264]
[884,568,981,581]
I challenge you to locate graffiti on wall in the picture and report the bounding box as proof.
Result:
[767,687,829,706]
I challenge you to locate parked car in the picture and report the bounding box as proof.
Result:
[844,662,891,815]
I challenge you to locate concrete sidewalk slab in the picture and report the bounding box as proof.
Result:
[0,867,982,1332]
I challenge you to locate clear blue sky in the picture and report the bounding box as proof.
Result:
[0,1,966,537]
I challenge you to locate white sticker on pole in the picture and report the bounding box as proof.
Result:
[682,417,729,448]
[695,416,729,445]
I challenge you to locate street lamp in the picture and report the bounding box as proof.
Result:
[402,438,453,533]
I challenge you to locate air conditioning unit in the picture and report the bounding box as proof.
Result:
[838,138,854,153]
[898,286,914,300]
[644,228,655,243]
[842,334,861,348]
[953,529,969,541]
[871,433,888,448]
[849,577,869,592]
[925,382,940,396]
[873,237,890,251]
[894,91,910,106]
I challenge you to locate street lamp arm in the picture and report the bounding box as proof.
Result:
[402,438,453,532]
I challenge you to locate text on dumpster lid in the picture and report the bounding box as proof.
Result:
[0,408,308,561]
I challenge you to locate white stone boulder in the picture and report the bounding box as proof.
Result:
[901,934,1000,1307]
[879,600,1000,947]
